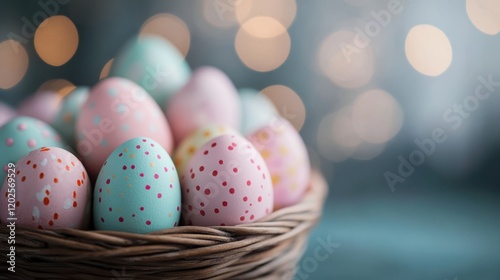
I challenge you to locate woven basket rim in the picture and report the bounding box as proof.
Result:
[0,170,328,280]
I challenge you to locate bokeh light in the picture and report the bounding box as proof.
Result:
[241,16,287,38]
[235,17,290,72]
[37,79,76,97]
[466,0,500,35]
[350,141,385,161]
[235,0,297,29]
[317,110,357,163]
[139,13,191,58]
[0,39,29,90]
[261,84,306,131]
[317,30,374,88]
[331,106,363,149]
[100,58,114,80]
[317,92,399,163]
[351,89,403,144]
[405,24,452,77]
[34,16,79,67]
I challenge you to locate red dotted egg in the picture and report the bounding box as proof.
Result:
[180,133,273,226]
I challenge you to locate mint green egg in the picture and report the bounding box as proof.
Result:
[94,137,181,233]
[239,88,279,135]
[110,35,191,108]
[52,87,89,148]
[0,116,67,184]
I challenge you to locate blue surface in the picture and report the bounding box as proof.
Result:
[298,177,500,280]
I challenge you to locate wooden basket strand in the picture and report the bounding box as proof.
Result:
[0,170,327,280]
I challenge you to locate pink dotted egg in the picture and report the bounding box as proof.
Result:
[248,118,310,209]
[166,67,241,143]
[76,77,174,181]
[0,147,91,229]
[181,133,273,226]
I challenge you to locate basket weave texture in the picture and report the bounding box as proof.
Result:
[0,171,327,280]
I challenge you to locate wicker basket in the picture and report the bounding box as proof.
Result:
[0,170,327,280]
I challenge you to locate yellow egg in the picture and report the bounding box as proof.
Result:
[174,124,237,176]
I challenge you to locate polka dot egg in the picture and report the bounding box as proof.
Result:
[248,117,310,209]
[0,116,66,185]
[0,147,91,229]
[181,133,273,226]
[174,124,238,176]
[76,77,174,180]
[166,66,241,143]
[94,137,181,234]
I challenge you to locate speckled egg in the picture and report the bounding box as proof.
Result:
[166,67,241,143]
[110,35,191,108]
[174,124,238,176]
[239,88,278,135]
[52,87,89,147]
[0,117,66,184]
[76,77,174,180]
[0,101,16,127]
[94,137,181,233]
[247,117,310,209]
[17,91,62,124]
[181,133,273,226]
[0,147,91,229]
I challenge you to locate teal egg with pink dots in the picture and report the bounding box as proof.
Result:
[0,116,66,184]
[93,137,181,233]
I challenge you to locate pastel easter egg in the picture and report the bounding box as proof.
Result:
[0,101,16,127]
[0,116,66,184]
[94,137,181,233]
[17,91,62,124]
[166,66,241,143]
[181,133,273,226]
[247,117,310,209]
[0,147,91,229]
[239,88,278,135]
[76,77,174,180]
[52,87,89,147]
[174,124,238,176]
[110,35,191,108]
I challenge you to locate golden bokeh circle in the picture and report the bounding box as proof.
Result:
[100,58,114,80]
[235,17,290,72]
[0,40,29,89]
[261,84,306,131]
[405,24,452,77]
[139,13,190,58]
[38,79,76,98]
[235,0,297,29]
[34,16,79,66]
[466,0,500,35]
[317,30,374,88]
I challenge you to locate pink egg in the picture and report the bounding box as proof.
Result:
[166,67,240,143]
[17,91,62,124]
[181,133,273,226]
[0,101,16,127]
[0,147,91,229]
[75,77,174,180]
[247,117,310,209]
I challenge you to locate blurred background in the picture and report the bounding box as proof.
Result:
[1,0,500,279]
